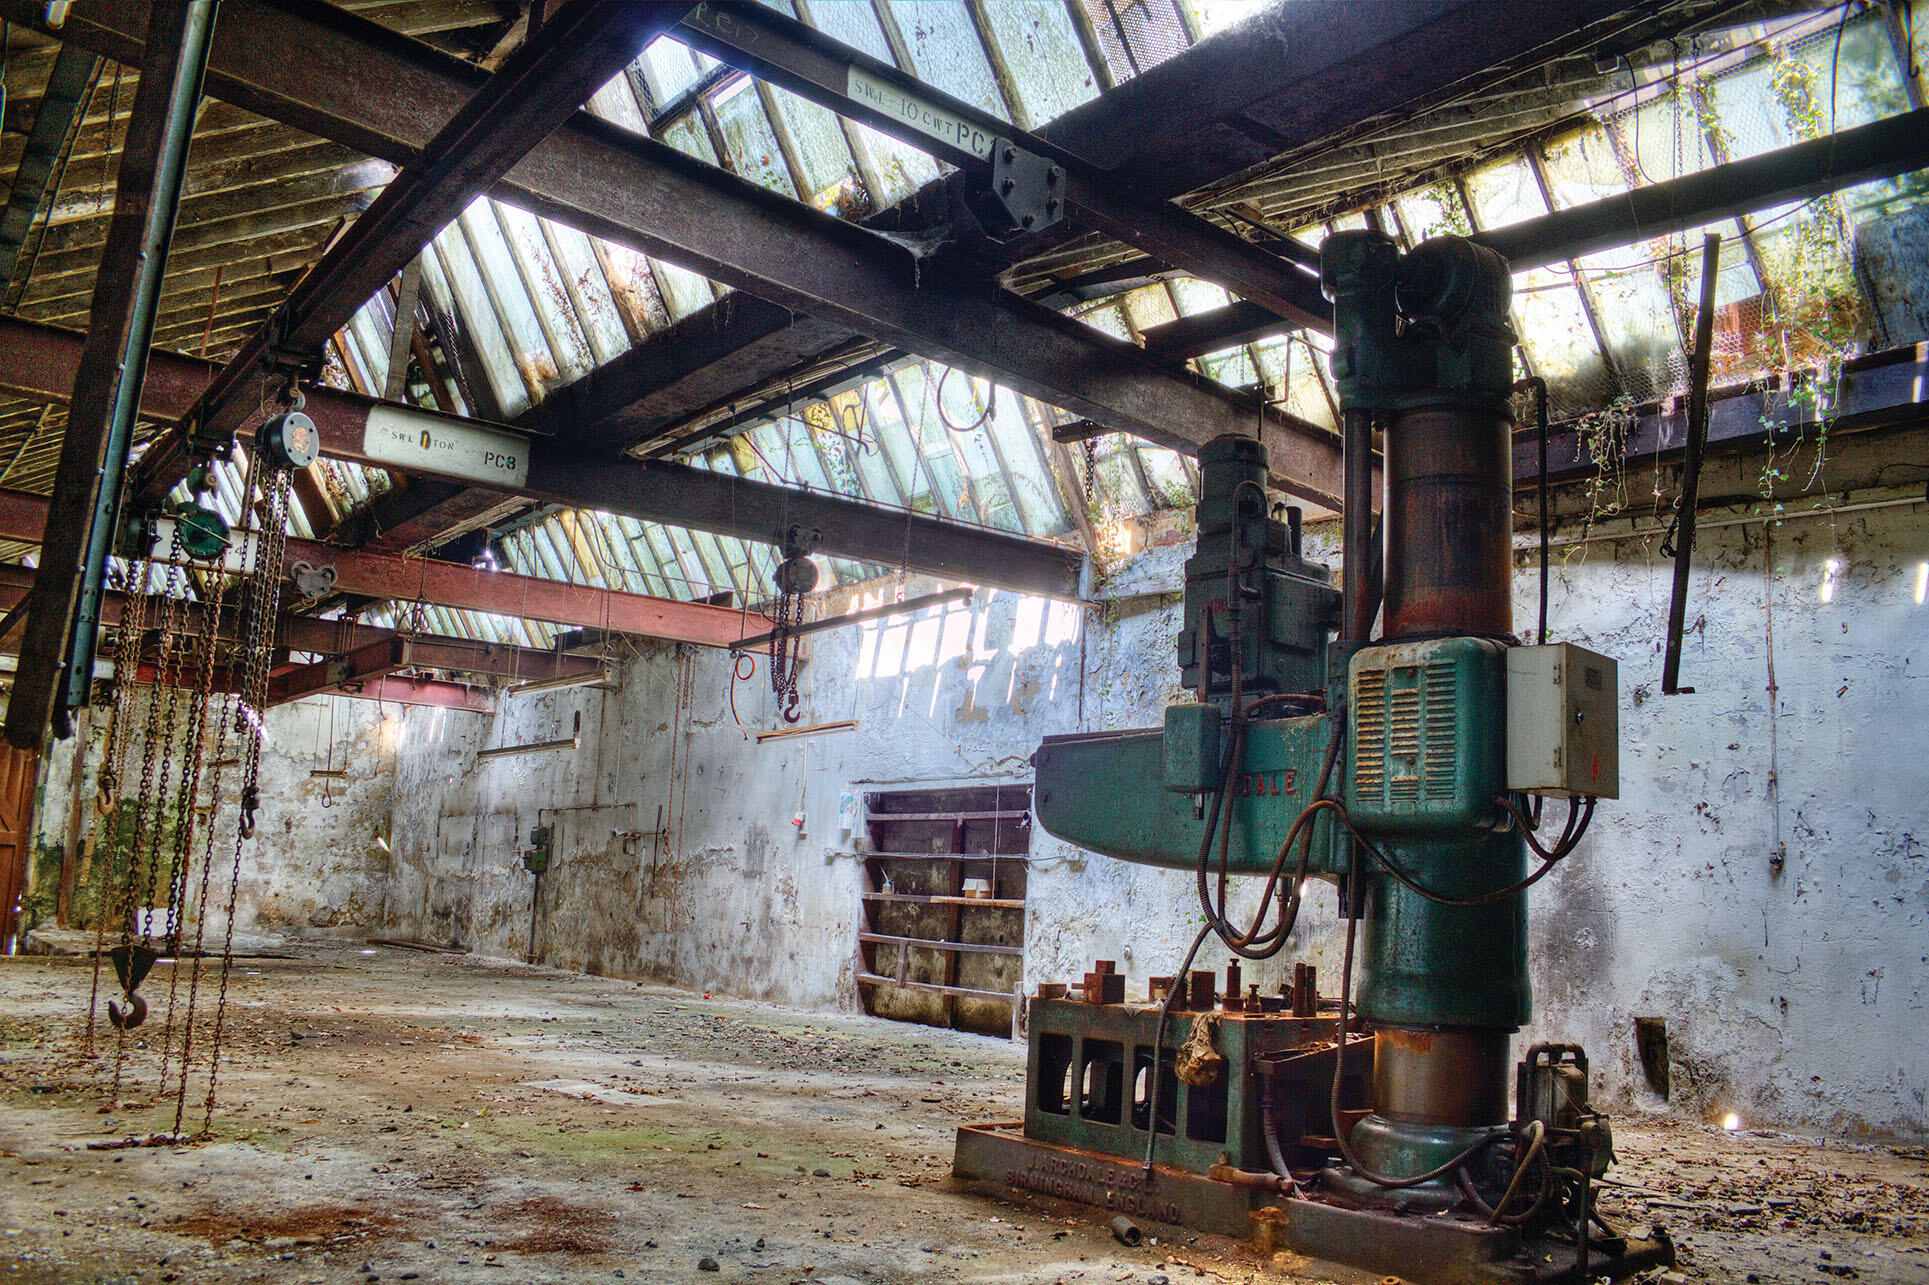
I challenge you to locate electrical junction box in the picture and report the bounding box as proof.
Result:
[522,824,553,874]
[1506,643,1619,799]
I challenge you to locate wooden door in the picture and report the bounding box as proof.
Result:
[0,744,39,952]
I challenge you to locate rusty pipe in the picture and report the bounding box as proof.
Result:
[1342,409,1380,642]
[1382,405,1514,639]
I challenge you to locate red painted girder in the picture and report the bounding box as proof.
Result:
[0,487,760,646]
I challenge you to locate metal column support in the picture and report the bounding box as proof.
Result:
[5,0,217,749]
[1661,232,1721,696]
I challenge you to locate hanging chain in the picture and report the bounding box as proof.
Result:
[109,531,190,1098]
[175,448,260,1136]
[84,550,153,1055]
[766,533,816,726]
[203,460,294,1134]
[766,586,805,724]
[154,531,232,1107]
[1083,432,1099,505]
[133,543,191,946]
[93,551,152,812]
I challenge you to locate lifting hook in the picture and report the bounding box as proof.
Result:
[239,784,260,838]
[107,993,148,1030]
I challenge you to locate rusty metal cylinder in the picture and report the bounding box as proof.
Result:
[1370,1025,1512,1126]
[1382,404,1514,640]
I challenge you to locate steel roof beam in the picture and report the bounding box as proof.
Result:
[673,1,1331,332]
[0,44,99,298]
[546,1,1738,458]
[1137,104,1929,360]
[0,315,1086,600]
[0,565,606,682]
[0,485,764,647]
[6,0,1343,507]
[133,0,697,507]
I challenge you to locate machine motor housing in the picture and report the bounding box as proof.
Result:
[1346,637,1507,833]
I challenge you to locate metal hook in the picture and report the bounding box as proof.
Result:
[239,784,260,839]
[107,993,147,1030]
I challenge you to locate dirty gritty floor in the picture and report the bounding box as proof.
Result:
[1,943,1924,1284]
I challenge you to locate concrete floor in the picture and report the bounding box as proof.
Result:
[0,943,1924,1284]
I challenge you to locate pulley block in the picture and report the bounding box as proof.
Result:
[259,405,320,470]
[107,942,160,994]
[112,510,156,562]
[105,944,159,1029]
[773,554,818,596]
[289,560,338,600]
[174,502,230,561]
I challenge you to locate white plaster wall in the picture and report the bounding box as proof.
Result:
[226,696,399,934]
[21,693,398,938]
[1517,503,1928,1141]
[381,503,1927,1141]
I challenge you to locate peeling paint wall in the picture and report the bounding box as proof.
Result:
[382,502,1927,1141]
[20,694,398,939]
[1519,501,1928,1142]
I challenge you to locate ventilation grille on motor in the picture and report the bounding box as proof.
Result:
[1424,661,1459,799]
[1351,653,1468,817]
[1389,676,1421,800]
[1354,667,1386,797]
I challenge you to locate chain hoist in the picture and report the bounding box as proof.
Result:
[154,528,235,1103]
[106,527,191,1044]
[199,405,304,1133]
[83,547,154,1054]
[766,525,818,725]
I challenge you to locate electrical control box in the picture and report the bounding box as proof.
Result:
[522,824,553,874]
[1506,643,1619,799]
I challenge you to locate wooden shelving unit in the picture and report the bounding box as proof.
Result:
[852,785,1030,1037]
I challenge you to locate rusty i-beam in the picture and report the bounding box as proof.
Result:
[0,487,759,648]
[0,315,1086,599]
[2,0,1345,505]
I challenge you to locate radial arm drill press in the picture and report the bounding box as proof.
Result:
[953,233,1668,1283]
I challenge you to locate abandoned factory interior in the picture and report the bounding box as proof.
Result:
[0,1,1926,1282]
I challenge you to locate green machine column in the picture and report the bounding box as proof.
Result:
[1322,231,1530,1188]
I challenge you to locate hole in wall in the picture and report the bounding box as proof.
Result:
[1634,1016,1670,1099]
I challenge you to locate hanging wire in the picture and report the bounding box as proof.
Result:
[936,366,994,433]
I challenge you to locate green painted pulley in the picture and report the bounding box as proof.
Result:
[175,502,230,561]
